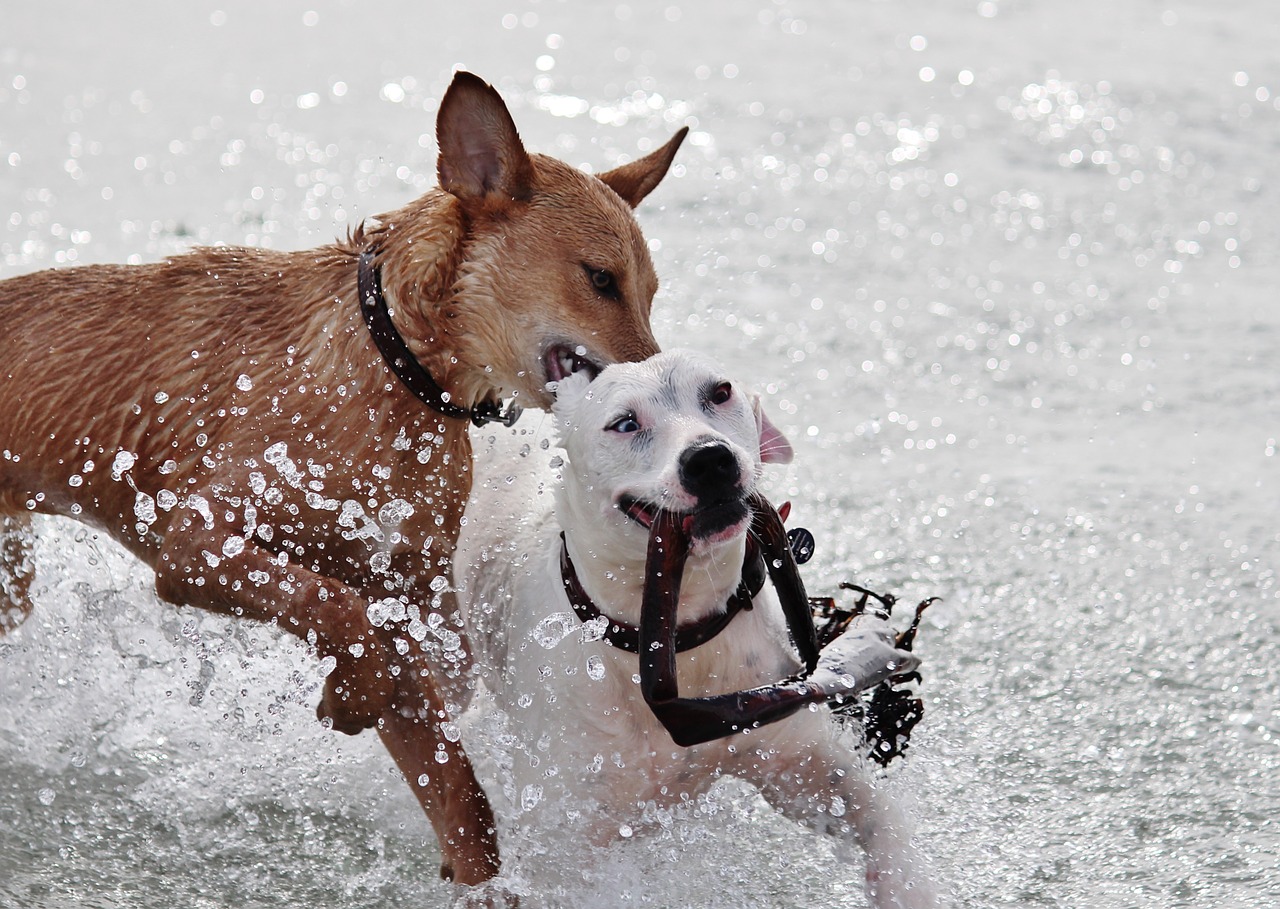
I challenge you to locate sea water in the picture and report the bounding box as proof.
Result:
[1,2,1276,907]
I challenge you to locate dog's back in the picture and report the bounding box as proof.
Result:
[0,247,351,543]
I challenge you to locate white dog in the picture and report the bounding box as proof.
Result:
[453,350,939,908]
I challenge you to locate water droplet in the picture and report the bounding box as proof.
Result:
[378,498,414,524]
[579,616,608,643]
[263,441,288,464]
[533,612,578,649]
[367,598,407,628]
[521,785,544,810]
[235,374,253,391]
[586,654,606,681]
[132,491,157,526]
[110,450,136,480]
[37,788,56,806]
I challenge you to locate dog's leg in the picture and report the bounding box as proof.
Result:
[0,514,35,634]
[154,501,504,885]
[377,661,502,887]
[153,504,396,734]
[754,728,942,909]
[367,569,502,885]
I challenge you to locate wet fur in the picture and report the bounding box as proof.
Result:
[0,72,685,888]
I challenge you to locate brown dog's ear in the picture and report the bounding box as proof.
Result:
[436,71,534,204]
[597,126,689,208]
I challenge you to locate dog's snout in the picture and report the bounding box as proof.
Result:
[679,440,741,500]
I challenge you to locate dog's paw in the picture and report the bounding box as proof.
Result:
[809,615,920,701]
[449,878,521,909]
[315,636,396,734]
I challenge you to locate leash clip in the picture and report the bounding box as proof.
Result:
[471,399,523,428]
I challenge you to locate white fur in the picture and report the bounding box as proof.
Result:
[454,350,940,908]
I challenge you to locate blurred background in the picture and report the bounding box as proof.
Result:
[1,2,1277,906]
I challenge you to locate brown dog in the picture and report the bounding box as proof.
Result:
[0,71,684,888]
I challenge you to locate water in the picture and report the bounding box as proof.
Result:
[2,1,1277,906]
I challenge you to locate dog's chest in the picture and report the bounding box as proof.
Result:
[505,608,800,815]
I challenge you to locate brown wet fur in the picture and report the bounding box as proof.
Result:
[0,72,684,888]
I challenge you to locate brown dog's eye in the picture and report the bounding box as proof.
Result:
[709,382,732,406]
[584,265,620,300]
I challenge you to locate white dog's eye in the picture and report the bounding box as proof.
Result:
[709,382,733,406]
[607,413,641,434]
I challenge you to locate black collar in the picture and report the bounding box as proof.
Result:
[559,533,765,654]
[357,251,522,428]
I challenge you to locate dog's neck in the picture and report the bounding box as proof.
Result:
[356,191,508,414]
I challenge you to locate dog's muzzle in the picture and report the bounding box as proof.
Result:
[678,439,741,501]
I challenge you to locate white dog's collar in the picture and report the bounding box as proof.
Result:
[558,532,762,654]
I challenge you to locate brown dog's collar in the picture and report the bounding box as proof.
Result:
[357,251,522,428]
[559,532,761,654]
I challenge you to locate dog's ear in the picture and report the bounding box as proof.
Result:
[551,370,596,449]
[597,127,689,208]
[436,71,535,205]
[753,394,794,465]
[550,369,594,417]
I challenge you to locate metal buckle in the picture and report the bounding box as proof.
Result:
[470,400,523,428]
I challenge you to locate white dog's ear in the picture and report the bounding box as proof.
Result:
[551,369,594,414]
[753,394,794,465]
[550,369,596,448]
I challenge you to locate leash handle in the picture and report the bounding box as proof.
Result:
[638,497,829,747]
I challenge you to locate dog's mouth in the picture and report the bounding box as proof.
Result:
[619,495,660,530]
[544,343,603,385]
[618,494,750,545]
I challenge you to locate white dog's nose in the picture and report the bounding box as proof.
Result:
[678,440,740,500]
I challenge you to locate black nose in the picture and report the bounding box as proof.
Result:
[679,440,741,500]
